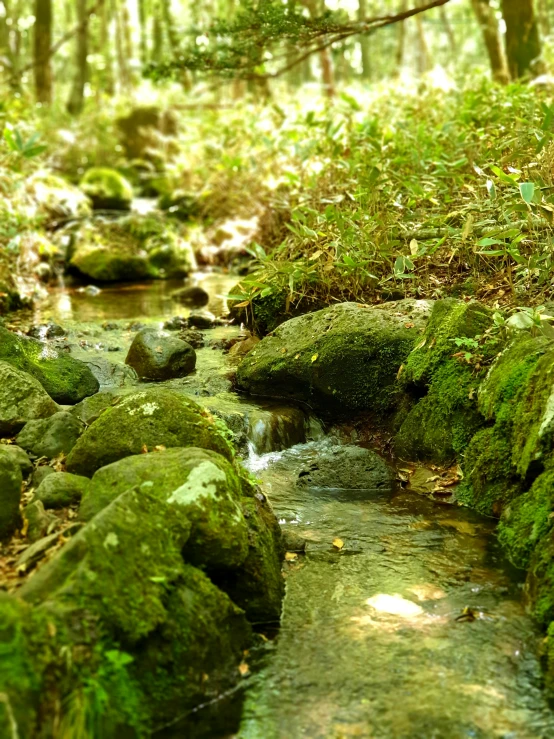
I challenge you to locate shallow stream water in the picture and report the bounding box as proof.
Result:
[22,275,554,739]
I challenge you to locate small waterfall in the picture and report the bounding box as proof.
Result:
[246,406,325,466]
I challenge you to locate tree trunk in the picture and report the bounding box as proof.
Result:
[66,0,88,114]
[439,5,456,54]
[358,0,371,80]
[500,0,541,79]
[536,0,550,38]
[395,0,408,76]
[302,0,334,97]
[415,15,430,75]
[471,0,510,84]
[100,0,115,95]
[137,0,148,65]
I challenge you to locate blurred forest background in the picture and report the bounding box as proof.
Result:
[2,0,554,315]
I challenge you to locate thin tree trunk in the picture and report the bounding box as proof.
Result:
[415,15,430,75]
[137,0,148,65]
[358,0,371,79]
[114,0,130,91]
[151,0,162,64]
[302,0,334,97]
[439,5,456,53]
[471,0,510,84]
[66,0,88,114]
[34,0,52,103]
[100,0,115,95]
[500,0,541,79]
[395,0,408,76]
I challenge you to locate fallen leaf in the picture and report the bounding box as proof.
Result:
[396,363,404,380]
[332,538,344,550]
[311,353,319,362]
[238,662,250,677]
[141,444,148,454]
[404,322,415,329]
[295,353,300,359]
[153,445,166,453]
[281,347,287,353]
[285,552,298,561]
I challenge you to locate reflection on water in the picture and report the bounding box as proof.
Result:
[37,271,237,324]
[239,440,554,739]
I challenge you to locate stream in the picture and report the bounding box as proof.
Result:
[20,271,554,739]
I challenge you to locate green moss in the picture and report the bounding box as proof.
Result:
[80,167,133,210]
[0,326,99,404]
[394,360,484,464]
[66,389,234,477]
[526,528,554,627]
[403,299,492,387]
[499,465,554,569]
[457,426,523,517]
[230,285,325,336]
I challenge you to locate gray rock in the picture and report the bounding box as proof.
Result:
[0,361,59,435]
[16,411,84,459]
[296,445,395,492]
[125,328,196,381]
[23,500,56,542]
[31,465,56,489]
[27,323,66,339]
[178,328,205,349]
[171,285,209,307]
[34,472,91,508]
[0,444,32,477]
[0,447,23,539]
[188,311,218,329]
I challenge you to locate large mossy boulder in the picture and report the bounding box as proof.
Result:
[229,285,326,336]
[66,388,233,476]
[0,447,22,539]
[0,361,59,435]
[236,300,431,416]
[0,327,99,404]
[68,217,195,282]
[79,167,133,210]
[394,299,493,464]
[15,483,252,733]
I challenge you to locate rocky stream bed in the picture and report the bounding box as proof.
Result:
[2,271,554,738]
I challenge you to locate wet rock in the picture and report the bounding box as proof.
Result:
[79,167,133,210]
[31,465,56,489]
[69,389,122,425]
[188,310,220,329]
[178,328,205,348]
[229,334,260,358]
[0,362,59,435]
[0,444,32,477]
[237,300,431,417]
[34,471,91,509]
[0,326,99,404]
[125,328,196,381]
[66,388,233,476]
[23,500,56,542]
[282,530,307,552]
[16,411,84,459]
[0,447,23,539]
[296,445,395,492]
[163,316,188,331]
[172,285,209,307]
[27,323,66,339]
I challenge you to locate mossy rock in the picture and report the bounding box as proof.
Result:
[16,410,84,459]
[66,388,234,477]
[34,472,91,509]
[402,298,493,387]
[236,300,431,417]
[0,448,23,540]
[26,171,92,221]
[526,527,554,627]
[0,260,22,313]
[395,361,484,464]
[499,464,554,569]
[68,219,195,282]
[17,484,251,733]
[229,285,326,336]
[457,426,523,517]
[80,167,133,210]
[0,327,99,405]
[0,361,59,435]
[80,448,249,569]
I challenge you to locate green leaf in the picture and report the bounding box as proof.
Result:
[519,182,535,204]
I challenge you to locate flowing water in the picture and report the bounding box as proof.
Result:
[21,274,554,739]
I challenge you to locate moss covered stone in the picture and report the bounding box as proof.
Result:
[80,167,133,210]
[402,298,493,387]
[26,171,92,221]
[0,327,99,404]
[16,410,84,459]
[395,361,484,464]
[236,300,431,416]
[229,285,326,336]
[499,465,554,569]
[0,361,59,435]
[66,388,234,477]
[34,472,91,509]
[0,448,22,540]
[80,448,249,569]
[457,426,522,517]
[69,218,195,282]
[526,528,554,627]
